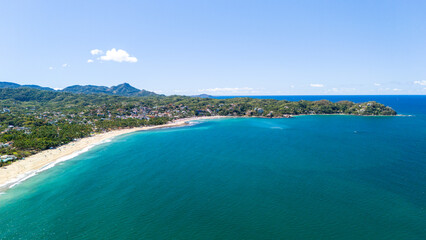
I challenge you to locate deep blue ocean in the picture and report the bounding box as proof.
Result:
[216,95,425,115]
[0,95,425,239]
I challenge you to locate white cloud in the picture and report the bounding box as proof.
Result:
[414,80,426,86]
[198,87,257,94]
[99,48,138,63]
[310,83,324,88]
[87,59,94,63]
[49,67,54,70]
[199,87,253,92]
[173,89,187,93]
[62,63,69,68]
[91,49,103,55]
[53,87,63,90]
[374,83,381,86]
[393,88,402,91]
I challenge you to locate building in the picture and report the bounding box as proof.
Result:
[1,155,17,163]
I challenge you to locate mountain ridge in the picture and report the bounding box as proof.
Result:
[192,94,214,98]
[0,81,160,97]
[0,82,55,91]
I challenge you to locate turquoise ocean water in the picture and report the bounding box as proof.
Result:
[0,96,425,239]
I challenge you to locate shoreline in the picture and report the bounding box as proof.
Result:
[0,113,400,192]
[0,116,226,192]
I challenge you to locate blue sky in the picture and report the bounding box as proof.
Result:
[1,0,425,95]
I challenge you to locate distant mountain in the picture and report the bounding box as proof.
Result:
[62,83,159,97]
[0,82,54,91]
[61,85,110,95]
[0,82,20,88]
[21,85,55,91]
[0,81,160,97]
[192,94,214,98]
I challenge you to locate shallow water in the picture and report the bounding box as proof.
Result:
[0,96,425,239]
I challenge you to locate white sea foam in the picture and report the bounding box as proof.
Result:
[0,138,113,193]
[186,121,199,126]
[0,118,214,194]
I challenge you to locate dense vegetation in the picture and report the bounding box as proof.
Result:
[0,87,396,166]
[62,83,159,97]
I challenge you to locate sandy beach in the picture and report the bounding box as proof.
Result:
[0,116,226,191]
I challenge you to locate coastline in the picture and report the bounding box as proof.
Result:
[0,113,399,192]
[0,116,226,191]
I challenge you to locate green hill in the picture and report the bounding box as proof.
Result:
[0,81,160,97]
